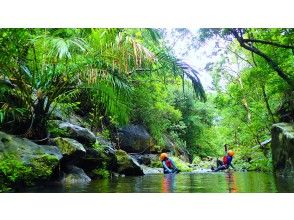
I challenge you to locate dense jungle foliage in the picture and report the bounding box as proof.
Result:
[0,28,293,172]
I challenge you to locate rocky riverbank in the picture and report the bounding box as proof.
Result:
[0,115,198,192]
[4,114,289,192]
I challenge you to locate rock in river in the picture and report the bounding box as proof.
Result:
[115,150,144,176]
[64,166,91,184]
[0,131,62,187]
[271,123,294,176]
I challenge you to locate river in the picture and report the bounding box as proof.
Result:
[21,171,294,193]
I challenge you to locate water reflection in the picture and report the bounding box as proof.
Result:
[225,171,238,193]
[161,173,176,193]
[19,171,294,193]
[274,174,294,192]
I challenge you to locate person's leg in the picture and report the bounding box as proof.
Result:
[212,159,224,171]
[217,159,223,167]
[213,165,226,172]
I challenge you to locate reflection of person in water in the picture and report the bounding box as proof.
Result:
[225,171,238,193]
[161,173,176,193]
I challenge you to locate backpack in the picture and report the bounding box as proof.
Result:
[223,156,228,165]
[165,159,173,168]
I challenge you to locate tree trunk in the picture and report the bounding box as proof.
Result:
[25,98,48,141]
[236,56,251,122]
[261,84,276,123]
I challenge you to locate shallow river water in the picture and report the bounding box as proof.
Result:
[23,171,294,193]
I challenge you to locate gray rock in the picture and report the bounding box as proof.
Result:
[64,166,91,184]
[131,153,159,166]
[115,150,144,176]
[78,147,117,172]
[271,123,294,176]
[48,120,96,146]
[118,124,154,153]
[0,131,62,185]
[78,135,117,172]
[52,137,86,157]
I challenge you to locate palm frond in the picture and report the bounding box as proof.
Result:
[145,28,161,44]
[91,77,131,125]
[155,51,206,101]
[175,60,206,101]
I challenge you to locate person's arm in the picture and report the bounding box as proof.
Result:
[227,158,235,170]
[224,145,228,154]
[162,161,172,173]
[170,159,179,170]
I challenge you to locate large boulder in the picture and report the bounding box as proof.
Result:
[48,120,96,146]
[115,150,144,176]
[118,124,154,153]
[51,137,86,167]
[0,131,62,188]
[64,166,91,184]
[52,137,86,157]
[78,144,116,172]
[77,135,117,179]
[271,123,294,176]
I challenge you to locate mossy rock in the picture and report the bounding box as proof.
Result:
[0,131,62,188]
[48,120,96,146]
[78,138,117,173]
[30,155,60,177]
[271,123,294,176]
[115,150,144,176]
[64,166,91,184]
[53,137,86,156]
[88,168,110,179]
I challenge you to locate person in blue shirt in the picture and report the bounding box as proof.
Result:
[211,145,235,172]
[160,153,180,174]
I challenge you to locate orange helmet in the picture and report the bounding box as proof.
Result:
[160,153,168,161]
[228,150,234,157]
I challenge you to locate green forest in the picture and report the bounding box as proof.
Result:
[0,28,294,192]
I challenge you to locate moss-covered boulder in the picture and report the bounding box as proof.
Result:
[0,131,62,189]
[52,137,86,157]
[271,123,294,176]
[64,166,91,184]
[115,150,144,176]
[48,120,96,146]
[77,137,117,176]
[78,147,116,171]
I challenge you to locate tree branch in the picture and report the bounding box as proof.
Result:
[230,29,294,88]
[243,38,294,50]
[226,46,255,67]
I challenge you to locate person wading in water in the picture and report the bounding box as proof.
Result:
[211,144,235,172]
[160,153,180,174]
